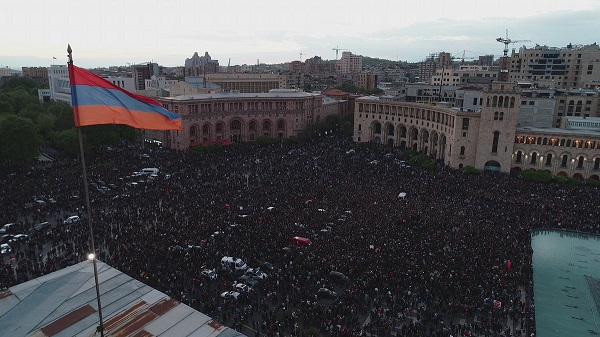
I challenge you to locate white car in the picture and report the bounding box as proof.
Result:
[0,243,11,255]
[63,216,80,224]
[233,283,253,293]
[220,291,242,300]
[245,268,268,280]
[201,269,217,280]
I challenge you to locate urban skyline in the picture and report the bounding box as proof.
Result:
[2,0,600,69]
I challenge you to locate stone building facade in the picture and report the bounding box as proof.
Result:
[353,81,600,179]
[152,89,347,150]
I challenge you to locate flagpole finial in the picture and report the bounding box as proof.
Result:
[67,44,73,64]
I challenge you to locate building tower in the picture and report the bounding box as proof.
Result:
[474,81,522,172]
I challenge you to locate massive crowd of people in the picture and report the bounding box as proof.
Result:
[1,133,599,337]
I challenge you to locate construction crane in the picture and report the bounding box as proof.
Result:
[496,30,531,57]
[453,50,475,64]
[496,30,531,80]
[332,46,349,60]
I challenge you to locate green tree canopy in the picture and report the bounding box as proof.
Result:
[0,114,42,167]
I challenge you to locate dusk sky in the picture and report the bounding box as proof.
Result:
[2,0,600,69]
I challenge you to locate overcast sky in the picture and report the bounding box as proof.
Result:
[2,0,600,69]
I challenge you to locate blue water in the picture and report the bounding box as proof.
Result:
[532,230,600,337]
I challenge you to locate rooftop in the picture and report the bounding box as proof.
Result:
[0,260,246,337]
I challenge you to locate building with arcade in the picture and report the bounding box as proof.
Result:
[150,89,347,150]
[353,81,600,179]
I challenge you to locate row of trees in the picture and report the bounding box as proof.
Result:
[0,78,137,171]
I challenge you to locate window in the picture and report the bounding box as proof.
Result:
[594,158,600,170]
[460,146,465,156]
[561,155,568,167]
[545,153,552,166]
[462,118,470,130]
[577,156,584,169]
[516,151,523,163]
[530,152,537,164]
[499,112,504,121]
[492,131,499,153]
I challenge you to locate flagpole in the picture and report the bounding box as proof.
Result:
[67,45,105,337]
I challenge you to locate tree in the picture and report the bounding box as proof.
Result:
[37,113,56,141]
[0,115,42,167]
[0,100,13,115]
[50,129,81,158]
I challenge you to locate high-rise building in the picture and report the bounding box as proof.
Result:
[185,52,219,75]
[508,44,600,89]
[336,52,362,74]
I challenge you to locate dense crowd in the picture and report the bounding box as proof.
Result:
[1,133,599,337]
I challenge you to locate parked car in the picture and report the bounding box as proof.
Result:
[34,222,51,232]
[233,282,253,293]
[200,268,217,280]
[0,223,21,235]
[0,234,14,244]
[10,234,28,243]
[63,215,81,225]
[258,261,275,271]
[317,288,338,299]
[245,268,268,280]
[238,275,259,287]
[0,243,11,255]
[220,291,242,301]
[329,271,350,284]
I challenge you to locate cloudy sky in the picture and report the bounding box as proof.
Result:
[2,0,600,69]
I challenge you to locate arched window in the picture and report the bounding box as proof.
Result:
[530,152,537,164]
[509,97,515,108]
[516,151,523,163]
[492,96,498,107]
[492,131,500,153]
[560,139,565,147]
[358,124,362,131]
[594,158,600,170]
[460,146,465,156]
[249,121,257,131]
[374,123,382,134]
[277,120,285,130]
[230,120,241,131]
[566,139,571,147]
[499,112,504,121]
[216,122,224,133]
[494,111,499,120]
[545,153,552,166]
[561,155,568,168]
[503,96,509,108]
[263,120,271,131]
[498,96,504,107]
[577,156,584,168]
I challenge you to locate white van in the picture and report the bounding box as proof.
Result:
[221,257,248,272]
[140,168,159,176]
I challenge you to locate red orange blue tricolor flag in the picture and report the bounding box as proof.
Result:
[68,64,182,130]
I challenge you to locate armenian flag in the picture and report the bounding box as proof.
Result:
[68,64,181,130]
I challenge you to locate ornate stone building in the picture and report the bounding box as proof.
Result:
[151,89,347,150]
[353,81,600,179]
